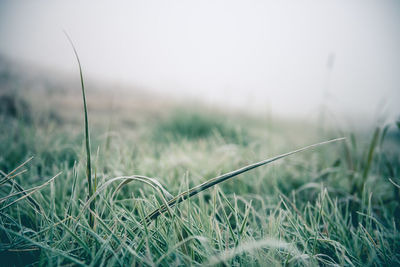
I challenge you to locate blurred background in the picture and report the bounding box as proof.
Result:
[0,0,399,127]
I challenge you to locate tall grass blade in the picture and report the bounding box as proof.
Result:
[362,127,380,180]
[64,31,95,228]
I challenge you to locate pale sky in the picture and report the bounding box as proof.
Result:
[0,0,399,119]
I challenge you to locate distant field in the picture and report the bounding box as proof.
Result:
[0,65,400,266]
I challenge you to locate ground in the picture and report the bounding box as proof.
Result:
[0,68,399,266]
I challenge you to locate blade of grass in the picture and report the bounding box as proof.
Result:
[64,31,95,229]
[362,127,380,181]
[142,137,345,226]
[238,200,252,238]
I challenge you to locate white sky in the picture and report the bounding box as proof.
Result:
[0,0,399,119]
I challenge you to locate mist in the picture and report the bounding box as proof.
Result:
[1,0,399,119]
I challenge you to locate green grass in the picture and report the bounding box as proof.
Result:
[0,70,400,265]
[64,32,95,229]
[152,110,249,145]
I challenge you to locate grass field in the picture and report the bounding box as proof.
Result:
[0,64,400,266]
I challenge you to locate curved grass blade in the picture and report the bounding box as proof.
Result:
[112,175,173,201]
[73,175,175,223]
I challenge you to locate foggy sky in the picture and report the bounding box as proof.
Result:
[0,0,399,120]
